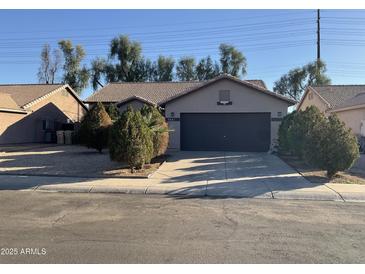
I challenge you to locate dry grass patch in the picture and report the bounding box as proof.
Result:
[280,155,365,185]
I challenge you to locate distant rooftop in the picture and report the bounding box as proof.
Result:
[311,84,365,109]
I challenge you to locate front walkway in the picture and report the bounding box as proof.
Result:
[1,151,365,202]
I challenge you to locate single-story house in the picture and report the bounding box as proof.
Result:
[0,84,87,145]
[298,85,365,137]
[86,74,296,152]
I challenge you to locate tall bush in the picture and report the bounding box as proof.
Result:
[278,111,297,154]
[108,107,133,162]
[108,107,153,171]
[140,105,169,157]
[287,106,325,158]
[278,106,359,178]
[318,114,359,178]
[79,102,112,153]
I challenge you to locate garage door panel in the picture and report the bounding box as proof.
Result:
[180,113,270,152]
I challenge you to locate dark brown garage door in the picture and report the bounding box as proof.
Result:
[180,113,271,152]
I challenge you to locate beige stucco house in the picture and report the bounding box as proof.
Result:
[86,74,295,152]
[0,84,87,145]
[298,85,365,137]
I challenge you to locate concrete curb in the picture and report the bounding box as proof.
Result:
[32,183,365,202]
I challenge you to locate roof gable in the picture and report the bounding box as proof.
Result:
[0,84,64,108]
[162,74,296,105]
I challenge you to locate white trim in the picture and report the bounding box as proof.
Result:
[0,107,27,114]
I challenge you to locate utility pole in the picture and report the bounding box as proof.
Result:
[317,9,321,62]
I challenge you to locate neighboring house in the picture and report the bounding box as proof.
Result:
[0,84,87,145]
[298,85,365,137]
[86,74,295,152]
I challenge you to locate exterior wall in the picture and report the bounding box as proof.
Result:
[0,112,27,144]
[334,107,365,136]
[165,79,291,150]
[299,90,328,113]
[0,87,86,144]
[117,100,147,113]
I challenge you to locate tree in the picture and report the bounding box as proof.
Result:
[195,56,220,80]
[109,35,145,82]
[78,102,112,153]
[140,105,169,157]
[176,57,196,81]
[90,58,107,90]
[273,60,331,101]
[58,40,90,95]
[37,44,61,84]
[154,55,175,81]
[90,35,155,86]
[219,44,247,77]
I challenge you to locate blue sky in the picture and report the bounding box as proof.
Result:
[1,9,365,99]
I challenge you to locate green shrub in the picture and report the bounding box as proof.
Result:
[317,114,359,178]
[108,107,153,171]
[278,106,359,178]
[140,105,169,157]
[278,111,297,154]
[126,110,153,170]
[287,106,325,158]
[106,103,120,121]
[79,102,112,153]
[108,107,133,162]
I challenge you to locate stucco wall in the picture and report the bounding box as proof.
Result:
[0,112,27,144]
[118,100,147,113]
[299,90,329,113]
[164,79,291,150]
[334,107,365,136]
[0,87,86,144]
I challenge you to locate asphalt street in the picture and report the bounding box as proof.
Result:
[0,191,364,263]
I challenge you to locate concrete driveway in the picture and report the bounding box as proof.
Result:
[150,151,340,200]
[1,150,356,201]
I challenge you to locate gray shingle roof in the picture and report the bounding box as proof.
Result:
[311,85,365,108]
[332,92,365,110]
[0,84,64,108]
[86,81,205,104]
[85,76,292,106]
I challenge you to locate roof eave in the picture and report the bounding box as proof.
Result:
[329,103,365,113]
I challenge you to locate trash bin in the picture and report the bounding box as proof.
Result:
[64,130,73,145]
[56,130,65,145]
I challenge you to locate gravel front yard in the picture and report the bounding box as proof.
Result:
[0,145,165,178]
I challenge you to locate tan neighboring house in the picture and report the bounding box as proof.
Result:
[0,84,87,145]
[298,85,365,137]
[86,74,295,152]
